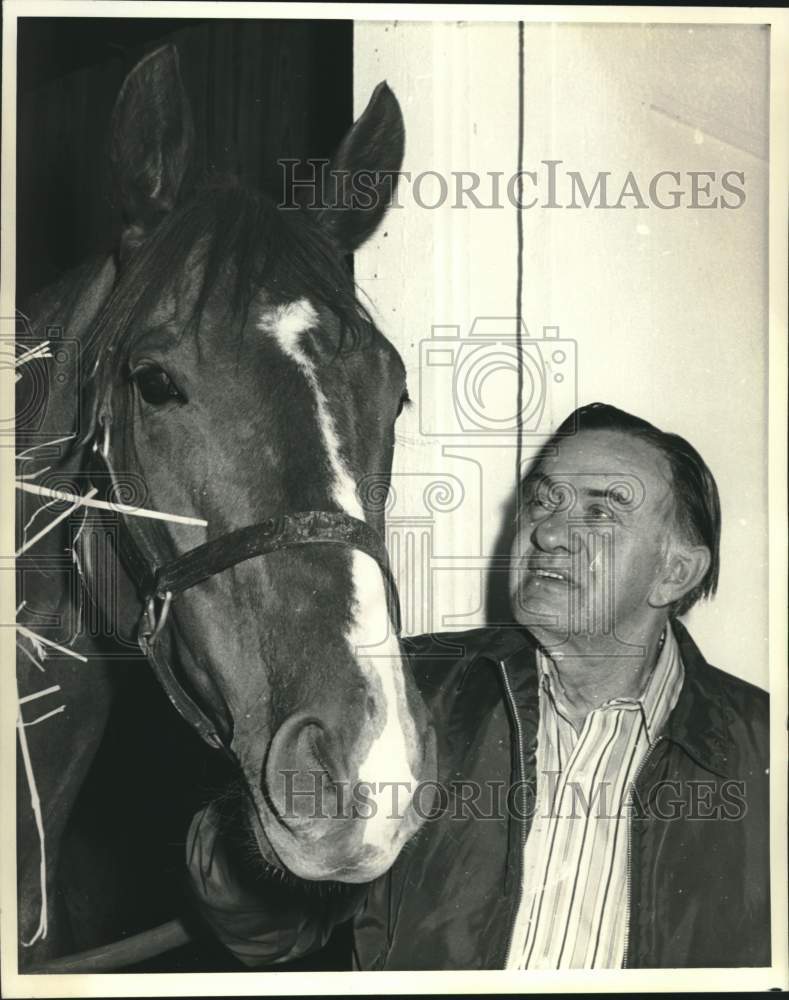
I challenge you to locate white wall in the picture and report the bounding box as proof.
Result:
[355,21,769,688]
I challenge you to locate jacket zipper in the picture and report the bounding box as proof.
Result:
[499,658,528,969]
[622,734,665,969]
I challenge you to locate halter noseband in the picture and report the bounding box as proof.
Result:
[89,423,401,751]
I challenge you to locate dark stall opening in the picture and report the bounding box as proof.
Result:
[17,17,353,304]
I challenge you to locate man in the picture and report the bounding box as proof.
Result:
[186,403,770,969]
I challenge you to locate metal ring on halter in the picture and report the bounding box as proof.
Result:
[142,591,173,646]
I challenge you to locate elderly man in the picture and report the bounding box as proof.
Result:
[186,402,770,969]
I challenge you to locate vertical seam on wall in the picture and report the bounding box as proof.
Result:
[515,21,525,489]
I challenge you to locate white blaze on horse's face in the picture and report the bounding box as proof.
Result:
[259,299,364,519]
[347,548,420,859]
[257,298,422,876]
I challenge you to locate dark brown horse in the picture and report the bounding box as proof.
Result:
[15,45,435,970]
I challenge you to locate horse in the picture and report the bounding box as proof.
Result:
[15,44,436,971]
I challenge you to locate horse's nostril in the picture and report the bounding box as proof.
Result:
[264,712,351,828]
[366,695,377,719]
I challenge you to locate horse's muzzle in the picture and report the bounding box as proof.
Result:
[256,711,437,882]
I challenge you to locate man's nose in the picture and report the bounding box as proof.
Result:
[531,508,579,554]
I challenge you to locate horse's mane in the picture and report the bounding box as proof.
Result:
[83,180,375,434]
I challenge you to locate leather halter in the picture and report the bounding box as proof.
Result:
[88,424,401,751]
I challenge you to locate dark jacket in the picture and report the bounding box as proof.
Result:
[187,621,770,969]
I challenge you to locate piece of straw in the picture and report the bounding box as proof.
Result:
[16,640,45,673]
[23,705,66,728]
[16,678,49,945]
[16,625,88,663]
[17,488,99,556]
[14,342,53,382]
[18,685,61,705]
[15,342,52,366]
[15,481,208,528]
[16,434,76,461]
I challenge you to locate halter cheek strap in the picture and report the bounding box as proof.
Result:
[89,429,402,751]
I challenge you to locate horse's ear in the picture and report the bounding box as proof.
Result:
[313,81,405,254]
[110,45,194,256]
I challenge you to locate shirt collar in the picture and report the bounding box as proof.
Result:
[638,625,684,742]
[537,626,685,744]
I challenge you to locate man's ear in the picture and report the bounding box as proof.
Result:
[649,544,711,609]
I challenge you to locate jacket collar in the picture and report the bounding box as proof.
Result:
[465,620,735,778]
[662,619,734,777]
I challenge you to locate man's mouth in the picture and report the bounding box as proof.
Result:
[525,564,575,586]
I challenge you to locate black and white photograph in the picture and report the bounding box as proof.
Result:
[1,3,787,994]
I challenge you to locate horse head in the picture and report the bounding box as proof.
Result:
[69,46,435,884]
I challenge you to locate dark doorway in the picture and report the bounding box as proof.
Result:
[17,17,353,303]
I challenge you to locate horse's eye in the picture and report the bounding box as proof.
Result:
[396,389,411,418]
[131,365,185,406]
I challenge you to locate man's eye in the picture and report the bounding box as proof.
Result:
[586,504,613,521]
[396,389,411,418]
[532,484,572,512]
[131,365,186,406]
[530,496,554,510]
[526,494,559,515]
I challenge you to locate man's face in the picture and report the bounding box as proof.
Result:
[509,429,677,648]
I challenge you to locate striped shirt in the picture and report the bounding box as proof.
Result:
[507,627,684,970]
